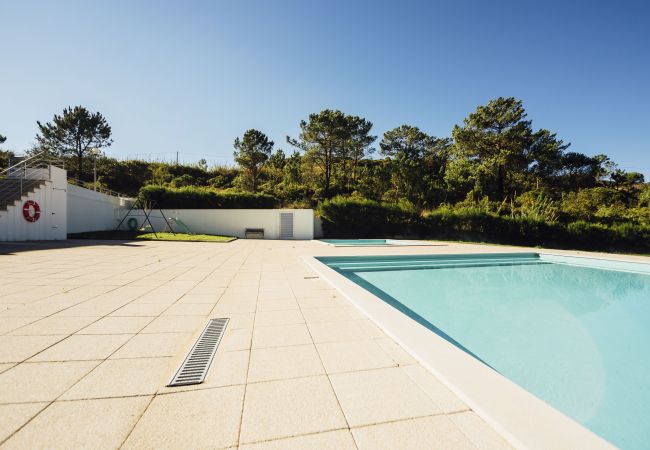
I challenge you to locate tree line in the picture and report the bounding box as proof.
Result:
[1,98,648,229]
[228,97,646,215]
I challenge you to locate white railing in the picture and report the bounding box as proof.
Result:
[0,152,61,207]
[2,151,127,199]
[67,177,127,198]
[1,151,62,177]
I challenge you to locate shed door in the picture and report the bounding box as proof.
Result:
[279,212,294,239]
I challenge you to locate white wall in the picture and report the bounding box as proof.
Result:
[136,209,314,239]
[0,166,67,241]
[67,184,132,233]
[1,168,314,241]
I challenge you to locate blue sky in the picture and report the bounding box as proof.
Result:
[1,0,649,174]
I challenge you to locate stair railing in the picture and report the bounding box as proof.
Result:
[1,152,129,210]
[0,152,64,211]
[66,177,127,198]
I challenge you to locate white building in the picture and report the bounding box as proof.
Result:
[0,158,314,241]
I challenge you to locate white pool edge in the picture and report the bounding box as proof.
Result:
[302,254,616,450]
[314,239,438,247]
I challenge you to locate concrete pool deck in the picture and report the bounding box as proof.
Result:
[0,239,647,449]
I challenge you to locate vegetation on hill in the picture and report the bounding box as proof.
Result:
[319,196,650,253]
[2,97,648,251]
[139,185,278,209]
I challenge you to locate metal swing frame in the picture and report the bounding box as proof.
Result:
[114,198,175,238]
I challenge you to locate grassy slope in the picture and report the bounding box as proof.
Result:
[137,232,234,242]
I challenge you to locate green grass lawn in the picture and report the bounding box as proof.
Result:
[68,230,236,242]
[137,232,234,242]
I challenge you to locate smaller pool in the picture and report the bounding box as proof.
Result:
[319,239,431,247]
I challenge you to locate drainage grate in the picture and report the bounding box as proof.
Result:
[168,318,229,387]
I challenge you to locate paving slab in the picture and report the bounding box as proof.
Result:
[123,386,244,450]
[60,357,172,400]
[0,238,545,449]
[239,429,356,449]
[351,414,477,450]
[76,316,153,334]
[0,361,99,403]
[0,335,65,363]
[110,332,192,359]
[2,396,150,450]
[247,344,324,383]
[29,334,133,362]
[240,375,347,444]
[251,323,312,349]
[0,402,48,443]
[316,339,397,373]
[330,367,442,427]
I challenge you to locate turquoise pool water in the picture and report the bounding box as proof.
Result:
[320,239,429,246]
[319,253,650,449]
[320,239,391,246]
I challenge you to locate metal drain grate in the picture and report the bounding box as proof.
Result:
[168,318,229,387]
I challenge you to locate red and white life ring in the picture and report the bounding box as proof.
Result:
[23,200,41,222]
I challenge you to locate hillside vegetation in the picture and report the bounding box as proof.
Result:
[2,97,648,252]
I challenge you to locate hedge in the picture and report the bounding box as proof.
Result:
[139,185,279,209]
[319,196,419,238]
[318,196,650,253]
[426,212,650,252]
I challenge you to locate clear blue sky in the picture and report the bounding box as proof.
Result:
[1,0,649,174]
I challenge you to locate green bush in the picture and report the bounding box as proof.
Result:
[639,186,650,207]
[318,198,650,253]
[273,183,314,204]
[424,211,650,252]
[559,187,627,222]
[139,185,279,209]
[423,210,561,246]
[318,196,418,238]
[566,221,650,252]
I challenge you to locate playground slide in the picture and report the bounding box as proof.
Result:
[170,217,193,234]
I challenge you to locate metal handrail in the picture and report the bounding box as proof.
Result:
[1,152,64,177]
[1,151,130,210]
[1,151,47,176]
[0,152,61,212]
[67,177,129,198]
[0,169,50,212]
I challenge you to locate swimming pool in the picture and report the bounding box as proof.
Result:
[319,239,430,246]
[314,253,650,449]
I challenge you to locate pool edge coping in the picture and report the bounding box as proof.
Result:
[313,239,438,247]
[301,252,616,450]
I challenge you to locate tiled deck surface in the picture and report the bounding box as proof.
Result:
[2,239,644,449]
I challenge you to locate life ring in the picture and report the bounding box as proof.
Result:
[127,217,139,231]
[23,200,41,222]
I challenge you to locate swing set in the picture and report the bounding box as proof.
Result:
[115,198,190,237]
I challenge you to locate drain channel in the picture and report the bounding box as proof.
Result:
[168,318,229,387]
